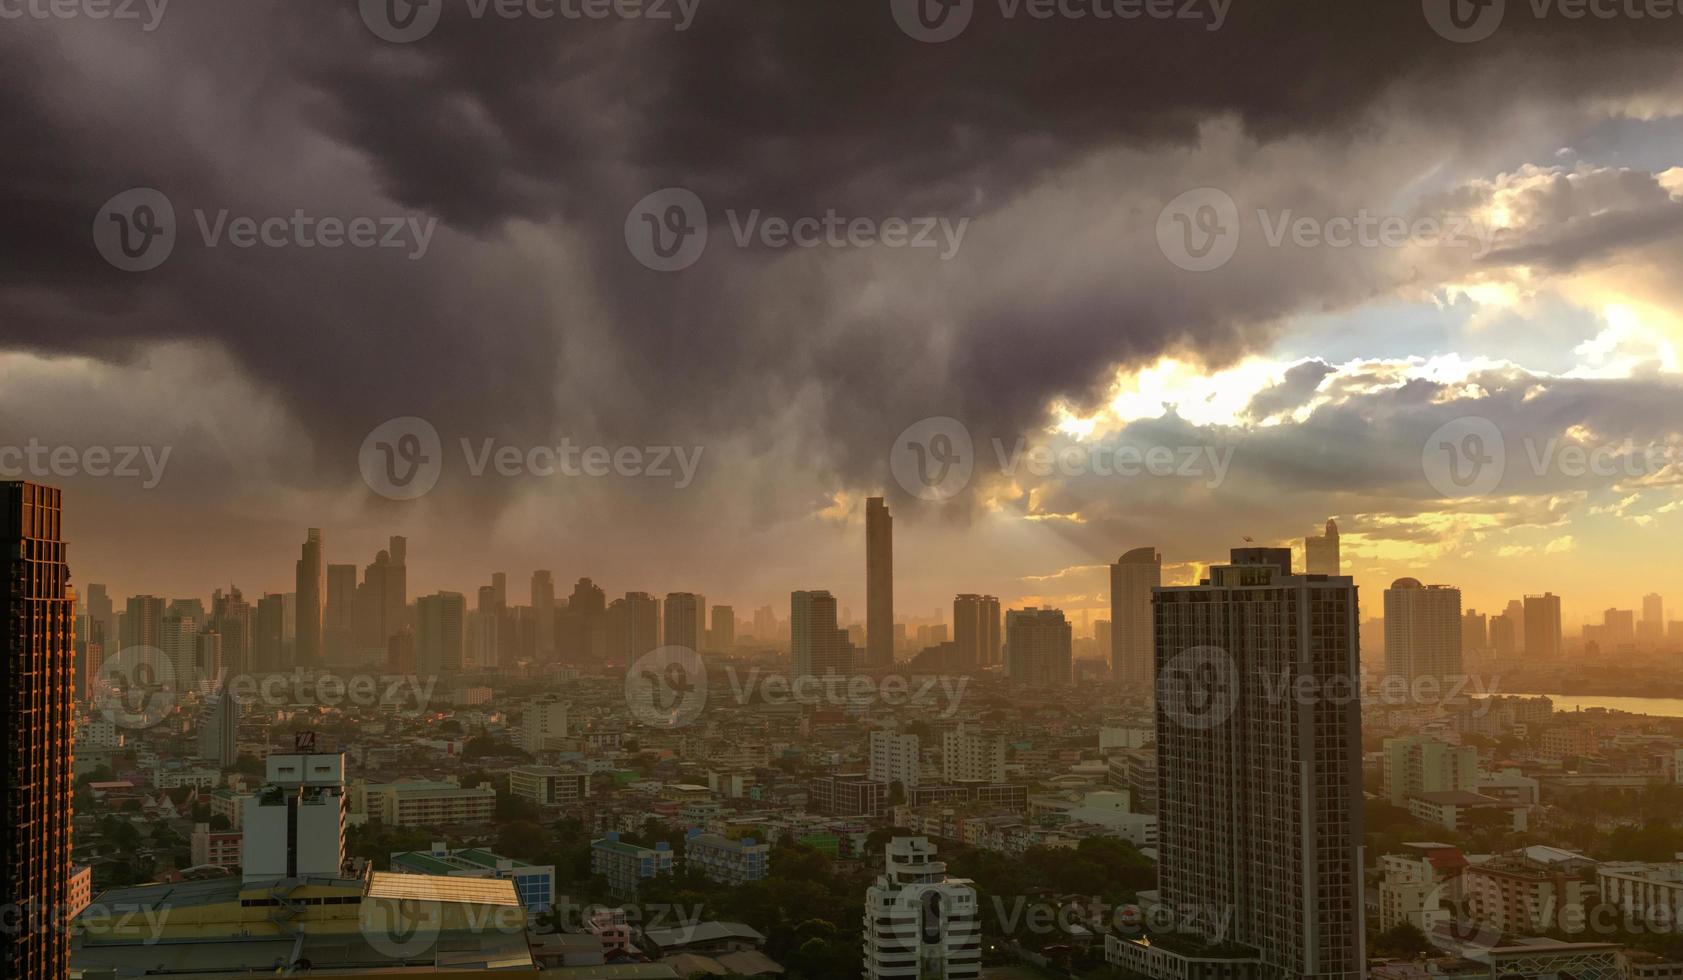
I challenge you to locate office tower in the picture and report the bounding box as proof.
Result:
[355,538,407,659]
[254,594,287,673]
[1489,613,1517,656]
[1382,735,1477,806]
[625,592,660,660]
[1523,593,1562,658]
[868,730,921,788]
[862,837,980,980]
[663,592,705,654]
[120,594,164,652]
[211,587,253,675]
[792,590,854,680]
[558,578,607,662]
[1462,610,1488,654]
[490,572,507,609]
[1109,548,1161,685]
[1004,608,1073,687]
[952,594,1001,668]
[294,528,324,668]
[416,592,465,675]
[710,605,735,651]
[242,743,347,883]
[197,677,239,768]
[0,483,74,980]
[1383,579,1463,690]
[1306,519,1341,576]
[942,725,1006,783]
[532,570,555,660]
[1504,598,1527,649]
[1145,549,1364,980]
[160,613,199,690]
[866,496,894,667]
[323,564,357,665]
[752,605,776,641]
[387,626,415,673]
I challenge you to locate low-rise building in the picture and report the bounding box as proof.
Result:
[355,778,497,827]
[591,833,674,897]
[684,831,769,886]
[189,823,243,870]
[508,764,590,807]
[390,843,556,913]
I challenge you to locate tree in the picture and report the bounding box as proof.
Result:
[496,821,551,862]
[1370,921,1432,959]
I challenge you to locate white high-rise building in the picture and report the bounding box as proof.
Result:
[869,730,921,789]
[243,741,346,883]
[863,837,980,980]
[941,725,1005,783]
[1109,548,1160,685]
[1383,579,1463,691]
[197,681,239,769]
[523,697,569,754]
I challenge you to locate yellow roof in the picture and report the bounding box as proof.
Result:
[365,871,521,906]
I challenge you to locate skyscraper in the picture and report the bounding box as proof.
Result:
[254,593,287,673]
[1462,609,1488,654]
[1523,593,1562,658]
[416,592,465,675]
[1383,579,1463,691]
[119,594,164,653]
[792,590,853,680]
[532,570,556,660]
[1641,593,1665,646]
[1306,518,1341,576]
[1109,548,1161,685]
[0,482,74,980]
[558,578,607,661]
[1137,549,1365,980]
[355,537,407,659]
[1004,608,1072,687]
[709,604,735,651]
[952,594,1001,668]
[866,496,893,667]
[625,592,660,660]
[294,528,324,668]
[663,592,705,654]
[211,586,253,675]
[324,563,357,665]
[197,678,239,769]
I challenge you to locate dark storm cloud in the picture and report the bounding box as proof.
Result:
[2,0,1682,517]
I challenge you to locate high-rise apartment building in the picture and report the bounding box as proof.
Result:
[792,590,854,680]
[1640,593,1665,646]
[1004,608,1072,687]
[416,592,466,675]
[663,592,705,653]
[1109,548,1160,685]
[198,680,240,769]
[942,725,1006,783]
[866,497,894,667]
[1140,549,1365,980]
[1462,609,1488,654]
[624,592,660,660]
[1490,613,1517,656]
[1382,735,1478,806]
[868,730,922,789]
[1306,519,1341,575]
[120,594,164,653]
[1505,598,1527,649]
[0,483,75,980]
[1523,593,1562,658]
[1383,579,1462,690]
[294,528,324,667]
[254,593,288,672]
[862,837,980,980]
[952,594,1001,667]
[211,586,252,675]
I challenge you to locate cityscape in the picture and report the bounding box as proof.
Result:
[6,3,1683,980]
